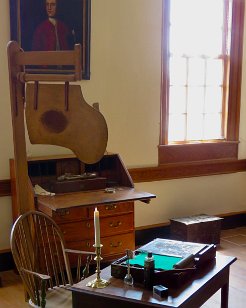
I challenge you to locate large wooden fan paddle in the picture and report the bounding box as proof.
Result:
[25,83,108,164]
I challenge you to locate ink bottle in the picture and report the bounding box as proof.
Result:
[144,252,155,289]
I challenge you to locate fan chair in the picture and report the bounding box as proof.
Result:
[10,210,95,308]
[7,41,107,307]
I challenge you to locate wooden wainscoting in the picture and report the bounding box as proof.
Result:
[0,180,11,197]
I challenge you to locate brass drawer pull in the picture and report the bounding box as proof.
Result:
[105,204,117,211]
[109,221,122,228]
[58,209,70,216]
[110,241,122,248]
[86,242,91,248]
[86,222,91,228]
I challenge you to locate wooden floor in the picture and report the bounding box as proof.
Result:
[202,226,246,308]
[0,227,245,308]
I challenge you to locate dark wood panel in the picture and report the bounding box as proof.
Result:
[0,180,11,197]
[129,159,246,183]
[3,159,246,198]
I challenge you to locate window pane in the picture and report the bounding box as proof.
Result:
[169,86,186,114]
[187,87,204,114]
[169,57,186,85]
[168,114,186,141]
[204,114,222,139]
[188,58,205,86]
[205,87,222,113]
[187,114,203,140]
[170,0,224,57]
[206,59,223,86]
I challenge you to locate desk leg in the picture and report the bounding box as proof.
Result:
[221,282,229,308]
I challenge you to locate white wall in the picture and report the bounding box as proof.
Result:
[1,0,246,249]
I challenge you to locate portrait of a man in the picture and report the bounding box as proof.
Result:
[10,0,91,79]
[32,0,73,51]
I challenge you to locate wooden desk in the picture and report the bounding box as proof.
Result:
[71,254,236,308]
[10,154,155,265]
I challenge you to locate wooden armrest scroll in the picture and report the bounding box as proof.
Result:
[20,268,51,281]
[20,268,50,308]
[65,249,95,281]
[65,248,96,255]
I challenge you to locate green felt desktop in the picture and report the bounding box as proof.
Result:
[128,252,182,270]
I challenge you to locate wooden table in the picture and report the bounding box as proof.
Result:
[71,254,236,308]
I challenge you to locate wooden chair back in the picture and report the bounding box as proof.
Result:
[10,211,73,306]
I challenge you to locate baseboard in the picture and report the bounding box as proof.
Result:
[0,251,15,272]
[1,212,245,272]
[220,212,246,229]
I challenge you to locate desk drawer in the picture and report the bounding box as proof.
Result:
[65,232,135,266]
[100,213,134,237]
[53,207,88,223]
[88,202,134,218]
[101,232,135,256]
[66,232,135,256]
[59,220,93,242]
[60,213,134,242]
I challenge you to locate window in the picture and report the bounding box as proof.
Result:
[159,0,245,165]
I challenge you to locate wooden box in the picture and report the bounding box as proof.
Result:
[170,214,223,244]
[111,253,189,288]
[111,238,216,288]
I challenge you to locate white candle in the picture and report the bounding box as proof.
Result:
[94,207,101,247]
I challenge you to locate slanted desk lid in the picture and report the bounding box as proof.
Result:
[37,187,156,211]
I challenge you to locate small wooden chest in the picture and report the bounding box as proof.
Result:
[170,214,223,244]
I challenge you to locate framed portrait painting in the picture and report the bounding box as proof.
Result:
[9,0,91,79]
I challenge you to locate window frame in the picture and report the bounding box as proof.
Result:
[159,0,245,166]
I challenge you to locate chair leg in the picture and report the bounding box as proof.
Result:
[40,280,47,308]
[24,288,30,302]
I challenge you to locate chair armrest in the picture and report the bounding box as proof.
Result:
[20,268,50,308]
[64,248,96,256]
[64,249,95,281]
[20,267,50,280]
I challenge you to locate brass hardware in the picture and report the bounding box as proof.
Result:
[86,244,110,288]
[86,242,91,248]
[109,221,122,228]
[58,209,70,216]
[86,222,91,228]
[105,204,117,211]
[62,230,66,235]
[110,241,122,248]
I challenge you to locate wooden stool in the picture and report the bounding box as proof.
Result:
[170,214,223,244]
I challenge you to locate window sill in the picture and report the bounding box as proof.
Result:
[158,141,239,164]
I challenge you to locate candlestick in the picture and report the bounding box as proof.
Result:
[94,207,100,247]
[86,244,110,288]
